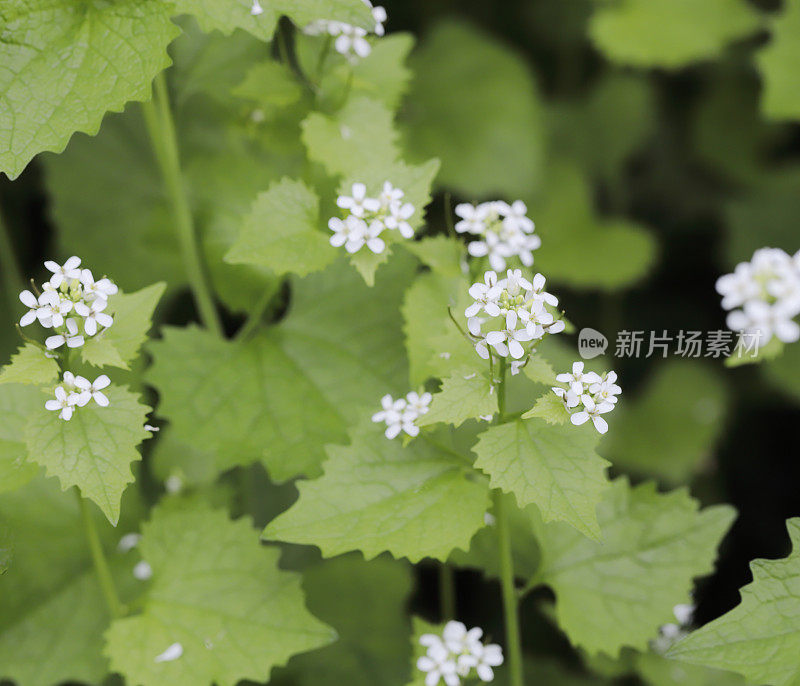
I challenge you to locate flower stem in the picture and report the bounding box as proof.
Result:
[76,490,123,619]
[0,205,25,308]
[439,563,456,621]
[492,358,524,686]
[141,73,223,336]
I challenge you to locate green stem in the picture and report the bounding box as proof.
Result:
[494,490,524,686]
[235,282,280,341]
[439,563,456,621]
[0,205,25,308]
[492,359,524,686]
[76,490,123,619]
[141,73,223,336]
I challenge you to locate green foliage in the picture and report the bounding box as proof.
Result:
[105,501,334,686]
[0,385,41,496]
[403,20,545,198]
[473,418,610,539]
[226,177,334,277]
[274,555,413,686]
[0,343,59,386]
[521,392,570,424]
[0,0,180,179]
[0,477,137,685]
[25,386,151,525]
[81,283,166,370]
[534,162,656,289]
[604,360,727,483]
[147,326,346,482]
[589,0,761,69]
[263,419,491,562]
[756,0,800,121]
[417,368,497,427]
[667,517,800,685]
[532,480,735,656]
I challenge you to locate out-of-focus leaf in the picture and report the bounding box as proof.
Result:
[604,360,727,484]
[0,385,41,495]
[402,20,545,198]
[757,0,800,121]
[589,0,761,69]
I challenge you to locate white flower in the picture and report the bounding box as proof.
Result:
[117,532,141,553]
[36,290,72,329]
[45,385,78,421]
[44,256,81,288]
[552,386,580,409]
[728,300,800,344]
[337,183,381,218]
[556,361,602,396]
[133,560,153,581]
[250,0,263,15]
[363,221,386,254]
[154,642,183,663]
[335,24,371,60]
[528,273,558,308]
[570,395,614,434]
[74,374,111,407]
[498,200,534,234]
[18,290,42,327]
[74,298,113,336]
[365,0,387,34]
[485,311,533,359]
[80,269,118,301]
[471,642,504,682]
[466,271,501,318]
[716,263,760,310]
[443,621,483,656]
[588,371,621,404]
[385,201,415,238]
[405,391,432,418]
[45,318,84,350]
[329,215,368,254]
[378,181,404,209]
[455,203,487,235]
[372,394,407,439]
[417,640,459,686]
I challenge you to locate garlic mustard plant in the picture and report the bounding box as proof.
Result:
[717,247,800,345]
[552,364,621,434]
[417,621,504,685]
[372,390,432,439]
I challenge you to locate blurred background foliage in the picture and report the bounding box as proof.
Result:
[1,0,799,684]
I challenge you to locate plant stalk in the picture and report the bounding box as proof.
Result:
[141,73,223,336]
[76,490,123,619]
[492,358,524,686]
[0,205,25,309]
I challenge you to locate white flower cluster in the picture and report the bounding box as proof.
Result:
[371,391,431,439]
[466,269,564,361]
[716,247,800,345]
[652,603,694,654]
[45,372,111,421]
[304,0,386,62]
[417,621,503,686]
[551,362,620,435]
[455,200,540,272]
[329,182,415,255]
[19,256,117,350]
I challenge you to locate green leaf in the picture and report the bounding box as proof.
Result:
[402,20,545,198]
[263,420,491,562]
[0,0,180,179]
[24,386,151,525]
[81,282,166,370]
[667,517,800,684]
[147,325,347,482]
[402,236,464,279]
[0,476,139,685]
[302,96,400,178]
[225,177,335,277]
[274,555,413,686]
[105,500,334,686]
[603,360,727,484]
[472,418,610,540]
[278,252,418,422]
[521,392,570,425]
[589,0,761,69]
[417,369,497,428]
[635,651,747,686]
[0,343,59,386]
[348,33,415,110]
[757,0,800,121]
[533,479,735,656]
[534,161,656,290]
[0,385,42,495]
[402,271,472,386]
[522,354,557,386]
[232,61,304,112]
